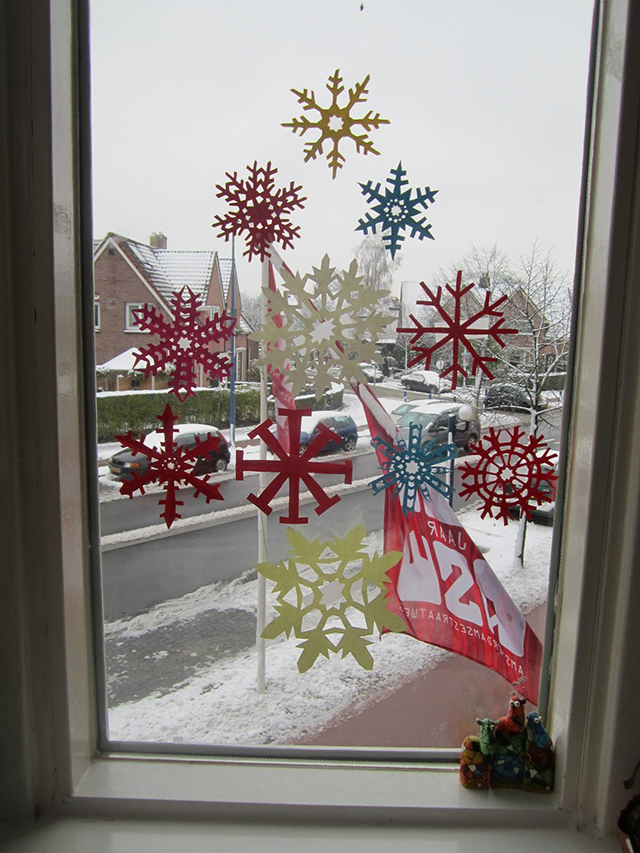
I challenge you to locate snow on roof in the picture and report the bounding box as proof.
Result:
[218,258,233,299]
[123,237,217,302]
[97,346,139,371]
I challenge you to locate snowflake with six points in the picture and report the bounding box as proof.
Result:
[115,404,225,528]
[356,161,438,258]
[256,525,406,672]
[133,286,236,402]
[213,161,306,261]
[251,254,396,399]
[397,270,518,390]
[458,426,558,524]
[282,68,390,179]
[370,423,458,512]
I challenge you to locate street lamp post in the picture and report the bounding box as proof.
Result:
[448,402,478,506]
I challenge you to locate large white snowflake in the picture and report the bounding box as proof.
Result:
[251,254,396,399]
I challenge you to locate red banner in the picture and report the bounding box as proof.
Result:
[351,380,543,704]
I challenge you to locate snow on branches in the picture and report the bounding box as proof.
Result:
[115,405,225,528]
[132,286,235,401]
[252,254,395,400]
[213,161,306,261]
[397,270,518,390]
[356,161,438,258]
[282,69,390,178]
[235,407,353,524]
[256,525,405,672]
[458,426,558,524]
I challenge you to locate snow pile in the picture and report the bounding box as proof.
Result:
[107,510,552,747]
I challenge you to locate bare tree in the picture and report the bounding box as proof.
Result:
[353,235,402,291]
[240,291,262,331]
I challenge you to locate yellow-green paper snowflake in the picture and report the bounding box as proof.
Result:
[251,254,396,400]
[256,525,406,672]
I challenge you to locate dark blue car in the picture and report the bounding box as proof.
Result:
[299,414,358,453]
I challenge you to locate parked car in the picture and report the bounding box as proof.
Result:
[396,400,481,453]
[391,402,420,422]
[359,362,384,382]
[484,383,531,410]
[507,456,558,523]
[108,423,231,480]
[299,413,358,453]
[400,369,443,394]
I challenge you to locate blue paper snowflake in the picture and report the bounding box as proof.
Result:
[356,162,437,259]
[369,423,457,513]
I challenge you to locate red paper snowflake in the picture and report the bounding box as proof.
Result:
[458,426,558,524]
[397,270,517,390]
[133,287,236,402]
[213,161,306,261]
[236,408,353,524]
[115,405,225,528]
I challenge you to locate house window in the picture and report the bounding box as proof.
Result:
[94,297,100,330]
[125,302,149,331]
[89,0,594,760]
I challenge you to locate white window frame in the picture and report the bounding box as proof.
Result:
[124,301,150,332]
[94,296,100,331]
[2,0,640,846]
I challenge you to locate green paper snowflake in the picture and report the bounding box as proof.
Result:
[256,526,406,672]
[251,254,396,399]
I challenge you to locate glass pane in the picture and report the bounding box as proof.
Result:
[90,0,593,754]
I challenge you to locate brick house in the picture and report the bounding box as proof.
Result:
[93,232,258,391]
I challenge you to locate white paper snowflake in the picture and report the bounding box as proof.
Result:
[251,254,395,399]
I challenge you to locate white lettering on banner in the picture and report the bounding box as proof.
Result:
[433,541,484,626]
[474,558,526,657]
[397,531,442,604]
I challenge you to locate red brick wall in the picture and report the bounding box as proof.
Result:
[94,241,170,365]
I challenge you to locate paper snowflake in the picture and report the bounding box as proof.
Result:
[397,270,518,390]
[115,405,225,528]
[213,161,306,261]
[356,162,438,258]
[458,426,558,524]
[251,254,395,399]
[257,525,406,671]
[282,69,390,179]
[132,287,236,402]
[235,407,353,524]
[370,423,458,512]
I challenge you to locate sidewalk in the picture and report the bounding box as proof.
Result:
[298,604,547,749]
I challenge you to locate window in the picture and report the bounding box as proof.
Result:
[6,0,640,843]
[94,296,100,330]
[125,301,149,331]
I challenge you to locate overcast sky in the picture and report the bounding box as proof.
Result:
[90,0,594,296]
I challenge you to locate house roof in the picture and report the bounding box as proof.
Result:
[218,257,234,300]
[97,346,140,371]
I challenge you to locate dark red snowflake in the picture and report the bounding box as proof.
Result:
[458,426,558,524]
[115,405,225,528]
[236,408,352,524]
[133,287,236,402]
[213,161,306,261]
[397,270,517,390]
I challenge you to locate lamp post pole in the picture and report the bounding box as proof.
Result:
[229,237,237,449]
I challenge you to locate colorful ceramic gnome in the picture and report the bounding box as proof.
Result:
[523,711,555,793]
[459,734,491,789]
[490,693,527,789]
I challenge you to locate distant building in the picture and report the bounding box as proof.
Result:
[93,232,257,391]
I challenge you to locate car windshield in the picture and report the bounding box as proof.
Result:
[393,404,415,416]
[396,411,439,429]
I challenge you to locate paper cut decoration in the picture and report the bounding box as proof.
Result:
[213,161,306,261]
[370,423,457,511]
[282,69,390,178]
[132,286,236,402]
[251,254,395,399]
[256,525,405,671]
[351,379,543,703]
[114,404,224,528]
[460,695,554,792]
[235,407,353,524]
[459,426,558,524]
[356,162,437,258]
[397,271,518,390]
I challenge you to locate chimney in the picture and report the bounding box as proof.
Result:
[149,232,167,249]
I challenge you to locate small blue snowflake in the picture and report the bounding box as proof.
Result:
[370,423,457,513]
[355,162,438,258]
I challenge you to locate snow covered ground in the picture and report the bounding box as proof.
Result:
[107,507,552,747]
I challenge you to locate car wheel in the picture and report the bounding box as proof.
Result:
[466,434,479,452]
[299,443,309,455]
[344,435,357,452]
[427,384,438,393]
[214,457,228,472]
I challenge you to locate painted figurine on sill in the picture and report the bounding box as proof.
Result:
[460,690,554,793]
